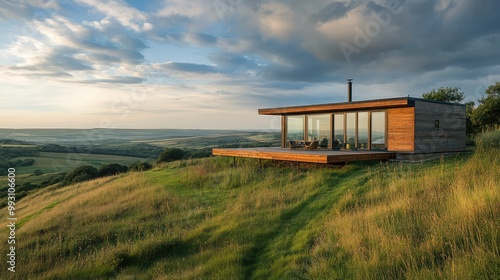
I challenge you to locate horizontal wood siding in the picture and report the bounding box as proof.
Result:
[387,107,415,152]
[414,100,466,153]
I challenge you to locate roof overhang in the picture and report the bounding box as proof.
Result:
[258,97,415,115]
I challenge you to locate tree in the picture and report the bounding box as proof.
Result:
[422,87,465,103]
[157,148,185,163]
[63,165,98,185]
[472,82,500,131]
[98,163,128,177]
[129,162,153,172]
[422,87,478,136]
[464,101,477,136]
[20,158,35,166]
[33,169,43,176]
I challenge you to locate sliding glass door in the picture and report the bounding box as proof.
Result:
[333,114,344,149]
[286,115,305,142]
[358,112,369,150]
[283,111,386,150]
[371,111,386,150]
[308,114,331,148]
[346,113,356,150]
[333,111,386,150]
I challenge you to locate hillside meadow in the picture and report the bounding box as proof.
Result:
[1,132,499,279]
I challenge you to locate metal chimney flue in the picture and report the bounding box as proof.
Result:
[347,79,353,102]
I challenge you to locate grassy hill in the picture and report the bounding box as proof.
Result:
[14,152,151,175]
[1,132,499,279]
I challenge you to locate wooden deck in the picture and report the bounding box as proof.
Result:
[212,147,395,164]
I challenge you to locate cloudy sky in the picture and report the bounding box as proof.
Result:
[1,0,499,129]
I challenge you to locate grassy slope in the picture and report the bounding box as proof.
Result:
[1,145,499,279]
[14,152,151,175]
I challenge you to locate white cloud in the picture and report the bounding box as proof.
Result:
[257,3,296,42]
[5,36,48,66]
[1,0,500,129]
[156,0,209,18]
[3,12,149,82]
[0,0,60,21]
[76,0,153,32]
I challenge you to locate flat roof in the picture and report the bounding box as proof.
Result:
[258,97,465,115]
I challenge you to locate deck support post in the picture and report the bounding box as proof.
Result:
[233,157,236,167]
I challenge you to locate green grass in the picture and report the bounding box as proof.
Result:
[0,136,499,279]
[13,152,150,175]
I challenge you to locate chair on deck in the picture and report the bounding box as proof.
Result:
[305,140,319,150]
[319,137,328,148]
[288,140,303,149]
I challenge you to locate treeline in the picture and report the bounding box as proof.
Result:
[59,148,216,187]
[0,139,35,145]
[0,161,153,208]
[421,82,500,136]
[0,172,66,208]
[0,145,39,175]
[41,143,164,159]
[0,146,39,159]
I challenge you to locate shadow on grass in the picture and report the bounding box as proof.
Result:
[240,164,370,279]
[240,191,328,279]
[115,238,197,272]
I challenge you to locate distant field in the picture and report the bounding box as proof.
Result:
[14,152,151,175]
[0,129,259,144]
[0,144,38,148]
[132,132,281,148]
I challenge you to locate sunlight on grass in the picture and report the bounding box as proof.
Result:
[1,132,499,279]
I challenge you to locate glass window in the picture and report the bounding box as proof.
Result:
[358,112,369,150]
[333,114,344,149]
[308,114,331,148]
[286,115,305,142]
[346,113,356,150]
[371,111,386,150]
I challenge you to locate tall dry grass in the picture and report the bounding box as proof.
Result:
[309,132,500,279]
[1,132,498,279]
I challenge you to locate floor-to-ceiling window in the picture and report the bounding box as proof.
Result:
[308,114,331,148]
[333,114,344,149]
[371,111,386,150]
[358,112,369,150]
[346,113,356,150]
[283,111,386,150]
[286,115,305,142]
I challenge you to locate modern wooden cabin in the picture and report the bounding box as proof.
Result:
[213,87,466,163]
[258,97,466,154]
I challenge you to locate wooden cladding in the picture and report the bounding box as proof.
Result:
[414,100,466,153]
[386,101,466,153]
[387,107,415,152]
